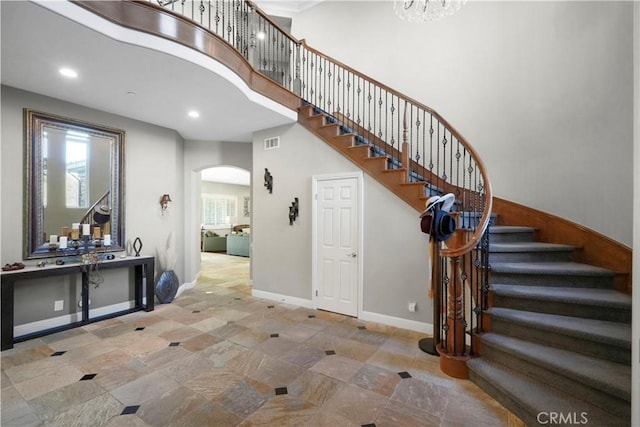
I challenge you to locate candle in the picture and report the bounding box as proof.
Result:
[49,234,58,244]
[93,226,101,239]
[82,224,90,236]
[104,234,111,246]
[61,226,69,237]
[72,223,80,230]
[59,236,68,249]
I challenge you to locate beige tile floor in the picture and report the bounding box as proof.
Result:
[1,252,513,426]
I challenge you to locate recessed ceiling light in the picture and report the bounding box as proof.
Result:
[188,110,200,118]
[59,67,78,78]
[257,31,266,40]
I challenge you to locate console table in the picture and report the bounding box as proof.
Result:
[1,255,155,351]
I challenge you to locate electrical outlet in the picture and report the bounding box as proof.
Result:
[54,300,64,311]
[77,299,91,307]
[408,301,416,312]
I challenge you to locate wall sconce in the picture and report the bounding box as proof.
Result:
[264,168,273,193]
[160,194,172,214]
[289,197,299,225]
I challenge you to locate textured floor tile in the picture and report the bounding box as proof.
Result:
[350,363,402,397]
[171,399,242,427]
[280,343,327,369]
[390,377,451,418]
[38,327,87,344]
[375,400,441,427]
[247,355,305,388]
[305,410,360,427]
[109,371,180,406]
[216,381,269,418]
[242,395,317,426]
[160,353,218,384]
[310,354,363,382]
[320,383,389,425]
[94,366,144,391]
[0,386,42,427]
[210,322,249,339]
[135,385,208,426]
[252,336,299,357]
[0,344,54,370]
[49,392,123,427]
[189,316,228,333]
[279,324,319,342]
[287,370,341,406]
[28,379,106,421]
[12,363,85,400]
[157,325,203,342]
[201,339,246,363]
[227,328,270,348]
[366,348,415,372]
[102,414,152,427]
[184,368,245,400]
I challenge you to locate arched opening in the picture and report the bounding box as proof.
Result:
[199,166,251,291]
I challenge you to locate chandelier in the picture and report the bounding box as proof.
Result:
[394,0,467,22]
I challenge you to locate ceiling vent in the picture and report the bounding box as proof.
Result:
[264,136,280,150]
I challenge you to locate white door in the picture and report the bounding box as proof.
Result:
[314,175,360,317]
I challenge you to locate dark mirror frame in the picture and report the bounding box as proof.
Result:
[24,109,125,259]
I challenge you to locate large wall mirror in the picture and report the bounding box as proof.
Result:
[24,109,125,259]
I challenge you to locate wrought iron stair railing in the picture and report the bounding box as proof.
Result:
[130,0,494,376]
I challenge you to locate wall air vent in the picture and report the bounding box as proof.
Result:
[264,136,280,150]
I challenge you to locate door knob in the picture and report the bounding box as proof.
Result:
[347,252,357,258]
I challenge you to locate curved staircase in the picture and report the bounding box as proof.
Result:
[468,225,631,426]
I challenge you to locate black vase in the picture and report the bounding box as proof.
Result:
[156,270,179,303]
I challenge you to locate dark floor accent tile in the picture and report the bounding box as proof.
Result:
[121,405,140,415]
[308,315,316,318]
[358,326,367,330]
[51,351,66,356]
[80,373,97,381]
[275,387,288,395]
[135,327,145,331]
[227,321,236,324]
[169,342,181,347]
[325,350,336,355]
[234,297,242,300]
[362,424,376,427]
[270,333,279,338]
[398,371,412,379]
[267,305,275,308]
[192,310,201,313]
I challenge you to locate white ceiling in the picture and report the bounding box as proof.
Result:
[0,1,297,142]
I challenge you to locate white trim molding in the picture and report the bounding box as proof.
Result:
[251,289,314,308]
[360,310,433,335]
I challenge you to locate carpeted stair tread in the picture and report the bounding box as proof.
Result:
[489,242,575,253]
[489,225,536,233]
[490,261,615,277]
[467,358,629,427]
[490,307,631,348]
[480,333,631,402]
[491,284,631,308]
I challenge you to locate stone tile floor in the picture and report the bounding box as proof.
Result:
[1,253,513,426]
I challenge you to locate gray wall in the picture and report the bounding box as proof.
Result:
[292,1,634,246]
[1,85,185,325]
[252,123,432,324]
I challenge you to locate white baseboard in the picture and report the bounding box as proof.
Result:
[14,301,135,337]
[249,289,432,334]
[359,310,433,334]
[251,289,313,309]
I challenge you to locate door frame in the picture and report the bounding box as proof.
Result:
[311,171,364,317]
